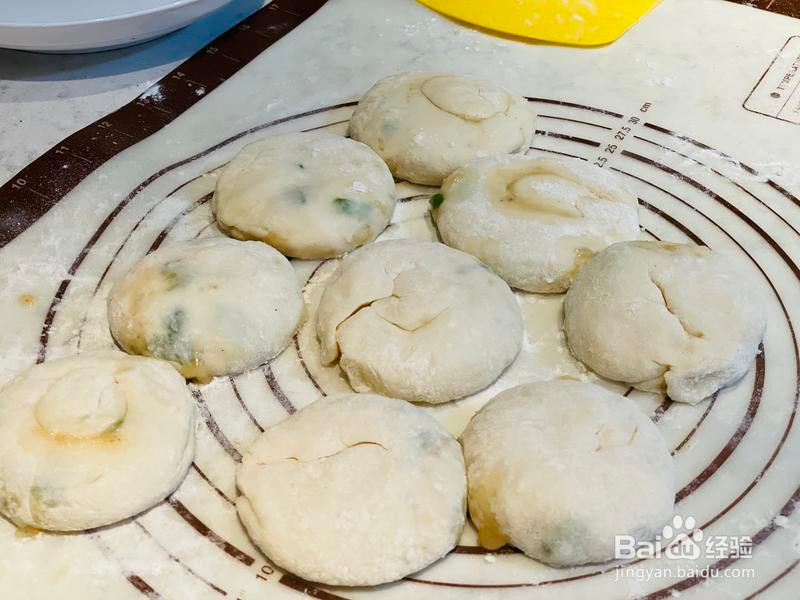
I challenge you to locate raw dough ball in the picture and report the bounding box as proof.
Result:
[236,393,466,585]
[0,352,195,531]
[461,380,674,566]
[349,72,535,185]
[435,155,640,292]
[108,237,302,382]
[213,132,396,259]
[315,239,523,403]
[564,241,767,404]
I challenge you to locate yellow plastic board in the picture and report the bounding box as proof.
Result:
[418,0,661,46]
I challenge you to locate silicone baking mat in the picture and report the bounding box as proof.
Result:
[1,0,799,598]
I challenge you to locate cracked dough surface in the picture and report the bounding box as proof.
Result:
[349,72,535,185]
[213,132,396,259]
[108,237,302,381]
[564,241,767,404]
[0,352,195,531]
[236,393,466,585]
[460,379,674,566]
[315,239,524,403]
[435,155,640,292]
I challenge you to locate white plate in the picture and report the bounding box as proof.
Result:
[0,0,235,53]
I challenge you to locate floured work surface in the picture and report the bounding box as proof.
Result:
[0,0,799,598]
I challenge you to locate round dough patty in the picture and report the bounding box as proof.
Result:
[0,352,195,531]
[213,132,396,259]
[315,239,524,403]
[349,72,535,185]
[563,241,767,404]
[108,237,302,382]
[435,155,640,293]
[236,393,466,586]
[461,380,674,566]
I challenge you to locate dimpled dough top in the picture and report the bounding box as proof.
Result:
[0,352,195,531]
[435,155,640,293]
[236,394,466,586]
[108,237,302,382]
[315,239,524,403]
[460,380,674,566]
[564,241,767,404]
[213,132,396,259]
[349,72,535,185]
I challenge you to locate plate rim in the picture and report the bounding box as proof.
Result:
[0,0,221,29]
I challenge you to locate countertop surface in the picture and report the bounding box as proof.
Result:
[0,0,263,188]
